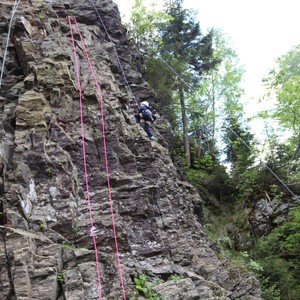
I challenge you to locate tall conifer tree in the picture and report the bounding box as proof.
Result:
[161,0,219,166]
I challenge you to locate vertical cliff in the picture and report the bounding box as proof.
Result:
[0,0,261,299]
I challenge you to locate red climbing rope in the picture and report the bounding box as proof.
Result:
[68,16,103,300]
[72,16,127,300]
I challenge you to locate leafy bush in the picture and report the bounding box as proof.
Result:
[187,157,235,200]
[133,274,164,300]
[258,276,281,300]
[57,272,65,284]
[254,206,300,299]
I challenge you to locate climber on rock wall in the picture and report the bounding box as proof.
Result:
[134,101,157,140]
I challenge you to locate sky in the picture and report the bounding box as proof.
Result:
[114,0,300,118]
[184,0,300,114]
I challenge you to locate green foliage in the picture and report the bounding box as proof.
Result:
[162,2,218,77]
[204,213,282,299]
[39,222,46,230]
[161,1,220,163]
[264,43,300,90]
[168,274,183,281]
[160,2,216,165]
[204,222,264,271]
[258,276,281,300]
[262,133,300,186]
[254,206,300,299]
[255,207,300,258]
[234,167,262,200]
[276,75,300,133]
[62,241,75,251]
[57,272,65,284]
[187,156,234,199]
[45,165,52,177]
[127,0,173,52]
[223,117,256,175]
[261,44,300,164]
[133,274,164,300]
[145,56,179,124]
[240,251,263,272]
[203,205,248,255]
[269,184,285,199]
[132,273,185,299]
[189,29,244,150]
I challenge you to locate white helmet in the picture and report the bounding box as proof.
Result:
[141,101,149,107]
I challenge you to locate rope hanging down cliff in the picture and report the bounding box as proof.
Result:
[90,0,137,106]
[0,0,21,89]
[69,16,127,300]
[91,1,161,141]
[68,16,104,300]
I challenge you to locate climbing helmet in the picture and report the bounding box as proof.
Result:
[141,101,149,107]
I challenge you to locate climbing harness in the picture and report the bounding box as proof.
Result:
[69,16,127,300]
[0,0,21,89]
[68,16,104,300]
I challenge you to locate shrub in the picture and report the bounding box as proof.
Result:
[254,206,300,300]
[133,274,164,300]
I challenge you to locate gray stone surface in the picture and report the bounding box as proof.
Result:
[0,0,261,299]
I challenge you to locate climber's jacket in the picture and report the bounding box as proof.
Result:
[137,104,157,124]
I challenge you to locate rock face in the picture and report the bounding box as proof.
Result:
[248,195,296,237]
[0,0,262,299]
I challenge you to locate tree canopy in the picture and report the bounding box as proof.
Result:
[127,2,300,298]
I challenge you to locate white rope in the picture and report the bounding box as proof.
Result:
[0,0,21,89]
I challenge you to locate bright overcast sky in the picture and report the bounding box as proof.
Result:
[114,0,300,116]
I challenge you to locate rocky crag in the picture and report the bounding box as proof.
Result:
[0,0,262,299]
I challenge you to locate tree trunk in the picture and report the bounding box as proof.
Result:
[179,86,191,167]
[212,73,216,140]
[197,128,203,158]
[292,137,300,160]
[288,136,300,178]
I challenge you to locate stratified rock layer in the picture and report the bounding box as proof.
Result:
[0,0,261,299]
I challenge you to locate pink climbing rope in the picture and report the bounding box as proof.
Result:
[73,16,127,300]
[68,16,103,300]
